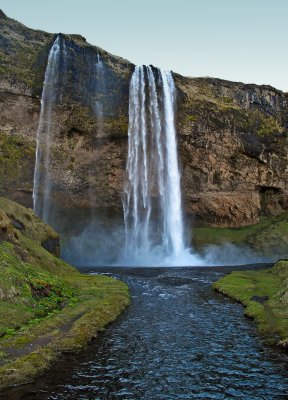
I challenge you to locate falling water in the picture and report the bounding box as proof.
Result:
[92,52,104,120]
[33,35,66,222]
[93,51,105,138]
[161,70,185,256]
[123,65,190,265]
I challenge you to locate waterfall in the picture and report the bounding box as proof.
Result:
[123,65,188,265]
[33,35,66,222]
[161,70,185,256]
[93,51,105,135]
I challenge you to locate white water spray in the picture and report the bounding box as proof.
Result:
[123,66,201,266]
[160,70,185,256]
[33,35,65,222]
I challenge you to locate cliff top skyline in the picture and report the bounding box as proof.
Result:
[0,0,287,91]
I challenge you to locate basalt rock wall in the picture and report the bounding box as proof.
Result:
[1,10,287,227]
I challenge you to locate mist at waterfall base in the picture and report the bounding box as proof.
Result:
[61,221,125,267]
[33,35,67,222]
[59,216,271,267]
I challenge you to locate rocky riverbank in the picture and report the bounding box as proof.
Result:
[213,261,288,349]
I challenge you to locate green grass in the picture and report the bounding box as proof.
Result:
[175,75,286,137]
[0,197,130,388]
[192,224,261,247]
[192,213,288,257]
[0,196,57,245]
[213,261,288,348]
[0,241,75,336]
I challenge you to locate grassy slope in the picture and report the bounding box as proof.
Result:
[0,11,52,94]
[0,197,130,389]
[192,212,288,258]
[213,261,288,349]
[0,10,132,96]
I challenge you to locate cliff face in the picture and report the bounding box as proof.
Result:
[0,10,287,229]
[175,75,288,226]
[0,10,132,213]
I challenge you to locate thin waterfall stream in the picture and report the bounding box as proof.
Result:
[33,35,66,222]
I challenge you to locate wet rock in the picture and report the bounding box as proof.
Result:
[41,237,60,257]
[0,211,18,243]
[251,295,269,304]
[157,276,194,286]
[30,282,52,298]
[9,216,25,230]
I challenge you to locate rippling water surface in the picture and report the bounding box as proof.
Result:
[2,266,288,400]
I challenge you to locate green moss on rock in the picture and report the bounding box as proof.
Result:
[213,261,288,348]
[175,75,287,139]
[0,197,130,389]
[0,133,35,194]
[192,212,288,258]
[0,13,52,94]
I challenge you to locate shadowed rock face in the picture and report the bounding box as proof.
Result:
[0,9,287,229]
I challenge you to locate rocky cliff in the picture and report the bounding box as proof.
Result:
[176,75,288,226]
[1,9,287,231]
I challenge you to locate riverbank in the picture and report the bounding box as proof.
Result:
[0,197,130,389]
[213,260,288,349]
[2,266,287,399]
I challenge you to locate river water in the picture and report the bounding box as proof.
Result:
[2,266,288,400]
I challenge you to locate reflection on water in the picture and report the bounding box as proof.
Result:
[2,266,288,400]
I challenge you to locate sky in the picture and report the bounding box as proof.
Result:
[0,0,287,91]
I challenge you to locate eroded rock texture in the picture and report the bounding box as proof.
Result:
[0,9,287,228]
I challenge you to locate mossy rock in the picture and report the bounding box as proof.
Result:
[0,132,35,194]
[192,212,288,259]
[0,197,58,252]
[0,197,130,389]
[213,260,288,348]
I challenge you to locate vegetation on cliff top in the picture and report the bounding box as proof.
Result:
[174,74,287,141]
[0,10,132,97]
[177,91,285,138]
[0,10,52,93]
[0,196,129,389]
[213,260,288,349]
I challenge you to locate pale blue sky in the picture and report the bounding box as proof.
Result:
[1,0,287,91]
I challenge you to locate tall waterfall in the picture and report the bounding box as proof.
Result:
[33,35,66,222]
[123,65,187,265]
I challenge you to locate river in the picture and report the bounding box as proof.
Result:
[2,266,288,400]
